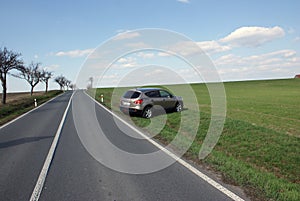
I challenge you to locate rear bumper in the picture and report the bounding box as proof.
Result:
[120,107,143,116]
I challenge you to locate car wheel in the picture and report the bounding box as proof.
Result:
[142,106,153,118]
[175,102,182,112]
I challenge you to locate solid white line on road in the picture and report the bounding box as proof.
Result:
[0,92,65,130]
[29,92,74,201]
[84,91,245,201]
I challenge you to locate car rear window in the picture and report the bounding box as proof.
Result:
[123,91,141,99]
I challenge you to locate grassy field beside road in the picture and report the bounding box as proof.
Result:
[88,79,300,201]
[0,90,63,126]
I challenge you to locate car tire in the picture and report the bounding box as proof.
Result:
[175,102,182,112]
[142,106,153,118]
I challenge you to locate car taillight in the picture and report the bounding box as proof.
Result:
[134,99,143,104]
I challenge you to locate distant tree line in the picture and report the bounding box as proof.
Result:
[0,47,73,104]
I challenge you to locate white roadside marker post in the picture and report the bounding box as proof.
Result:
[100,94,104,103]
[34,99,37,107]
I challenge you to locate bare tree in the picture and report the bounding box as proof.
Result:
[0,47,23,104]
[54,75,67,90]
[41,70,53,93]
[16,62,43,96]
[65,79,71,90]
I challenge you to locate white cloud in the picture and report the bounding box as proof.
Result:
[162,41,203,56]
[264,49,296,58]
[214,54,239,66]
[117,57,135,64]
[115,56,138,68]
[215,49,297,67]
[113,31,140,41]
[219,26,285,47]
[44,64,59,71]
[197,40,231,54]
[117,58,128,63]
[155,26,285,57]
[122,63,137,68]
[155,41,230,57]
[55,48,94,58]
[145,69,164,76]
[177,0,190,3]
[34,54,39,59]
[157,52,172,57]
[294,37,300,42]
[214,49,300,80]
[156,40,230,57]
[137,52,154,59]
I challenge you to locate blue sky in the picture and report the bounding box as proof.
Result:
[1,0,299,91]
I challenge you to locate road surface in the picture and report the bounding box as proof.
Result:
[0,90,247,201]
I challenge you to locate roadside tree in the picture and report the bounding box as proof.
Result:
[0,47,23,104]
[65,79,71,90]
[16,62,43,96]
[41,70,53,93]
[54,75,67,90]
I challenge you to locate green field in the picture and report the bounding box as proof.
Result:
[88,79,300,201]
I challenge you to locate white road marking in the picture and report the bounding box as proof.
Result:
[29,92,74,201]
[85,91,245,201]
[0,92,65,130]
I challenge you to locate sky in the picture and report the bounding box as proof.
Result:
[0,0,299,91]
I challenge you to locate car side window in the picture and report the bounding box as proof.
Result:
[159,90,172,98]
[145,90,160,98]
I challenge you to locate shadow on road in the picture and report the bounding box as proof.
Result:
[0,136,53,149]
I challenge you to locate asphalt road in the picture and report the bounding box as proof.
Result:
[0,90,247,201]
[0,91,73,201]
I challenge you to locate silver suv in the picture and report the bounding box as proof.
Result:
[120,88,183,118]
